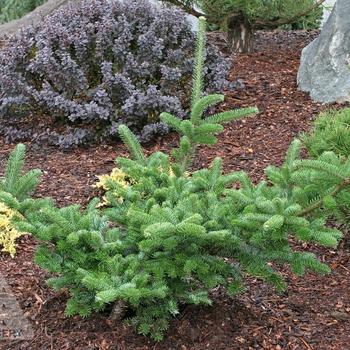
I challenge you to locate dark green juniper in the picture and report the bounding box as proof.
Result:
[12,18,350,341]
[162,0,324,52]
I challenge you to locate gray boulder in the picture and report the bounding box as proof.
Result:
[298,0,350,103]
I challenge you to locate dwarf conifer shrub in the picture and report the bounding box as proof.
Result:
[0,144,43,256]
[0,0,232,148]
[18,18,350,341]
[162,0,324,52]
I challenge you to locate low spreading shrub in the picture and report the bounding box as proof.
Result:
[0,0,45,24]
[0,144,42,256]
[13,19,350,341]
[0,0,233,148]
[302,108,350,159]
[302,108,350,228]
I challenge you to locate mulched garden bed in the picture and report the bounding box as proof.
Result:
[0,30,349,350]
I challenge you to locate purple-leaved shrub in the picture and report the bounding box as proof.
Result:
[0,0,234,148]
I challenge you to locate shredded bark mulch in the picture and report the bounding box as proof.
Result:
[0,30,349,350]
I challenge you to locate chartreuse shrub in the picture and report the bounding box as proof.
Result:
[16,18,350,341]
[0,0,45,24]
[0,202,23,257]
[0,144,43,256]
[0,0,232,148]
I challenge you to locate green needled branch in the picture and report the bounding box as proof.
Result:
[298,177,350,217]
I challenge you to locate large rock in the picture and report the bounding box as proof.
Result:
[321,0,336,26]
[298,0,350,103]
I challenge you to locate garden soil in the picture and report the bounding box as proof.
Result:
[0,30,349,350]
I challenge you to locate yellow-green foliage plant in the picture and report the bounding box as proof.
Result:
[0,144,43,256]
[0,202,23,257]
[94,168,134,206]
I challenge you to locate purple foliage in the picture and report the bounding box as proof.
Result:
[0,0,233,148]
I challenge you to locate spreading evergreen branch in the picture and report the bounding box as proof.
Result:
[1,143,26,194]
[202,107,258,125]
[159,112,183,133]
[191,94,224,125]
[298,177,350,217]
[0,144,42,200]
[294,159,346,180]
[0,144,42,256]
[118,125,146,165]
